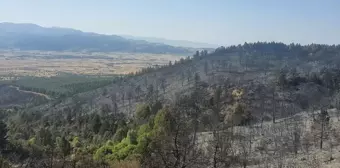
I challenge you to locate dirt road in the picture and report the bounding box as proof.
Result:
[9,85,52,100]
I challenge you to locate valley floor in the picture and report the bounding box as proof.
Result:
[0,50,183,77]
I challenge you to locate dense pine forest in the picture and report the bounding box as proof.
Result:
[2,42,340,168]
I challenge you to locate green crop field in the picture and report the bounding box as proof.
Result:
[6,73,117,98]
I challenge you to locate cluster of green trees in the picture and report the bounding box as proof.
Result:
[2,42,340,167]
[0,105,177,167]
[10,75,114,99]
[0,74,236,167]
[93,105,167,162]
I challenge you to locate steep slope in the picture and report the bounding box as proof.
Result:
[43,42,340,123]
[0,84,48,107]
[0,22,190,54]
[4,42,340,167]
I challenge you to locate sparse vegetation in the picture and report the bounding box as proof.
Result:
[2,42,340,168]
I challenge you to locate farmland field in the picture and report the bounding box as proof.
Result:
[0,50,185,78]
[0,50,185,100]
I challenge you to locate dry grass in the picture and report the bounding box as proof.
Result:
[0,50,184,77]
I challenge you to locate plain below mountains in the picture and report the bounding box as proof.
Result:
[0,22,193,54]
[121,35,219,49]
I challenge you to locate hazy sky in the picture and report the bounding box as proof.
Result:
[1,0,339,45]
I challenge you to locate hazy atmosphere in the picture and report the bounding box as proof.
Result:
[1,0,340,45]
[1,1,340,168]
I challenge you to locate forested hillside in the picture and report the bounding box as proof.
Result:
[2,42,340,167]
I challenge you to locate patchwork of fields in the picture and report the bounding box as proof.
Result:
[0,50,185,101]
[0,50,184,77]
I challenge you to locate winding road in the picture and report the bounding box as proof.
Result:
[9,85,52,100]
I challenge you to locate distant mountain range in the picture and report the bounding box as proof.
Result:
[121,35,219,49]
[0,22,194,54]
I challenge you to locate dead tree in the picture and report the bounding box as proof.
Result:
[312,109,330,150]
[238,128,252,168]
[271,87,277,123]
[160,78,166,94]
[147,107,206,168]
